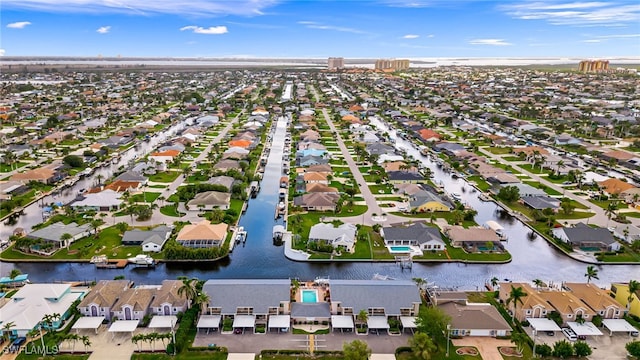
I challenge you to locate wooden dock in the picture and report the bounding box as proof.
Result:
[95,259,128,269]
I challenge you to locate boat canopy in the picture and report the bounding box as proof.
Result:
[485,220,504,232]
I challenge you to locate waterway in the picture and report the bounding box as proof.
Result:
[1,114,639,289]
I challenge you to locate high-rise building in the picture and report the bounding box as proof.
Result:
[578,60,609,73]
[327,57,345,70]
[374,59,410,71]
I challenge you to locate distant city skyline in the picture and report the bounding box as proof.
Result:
[1,0,639,58]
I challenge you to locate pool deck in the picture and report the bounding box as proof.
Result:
[296,282,330,303]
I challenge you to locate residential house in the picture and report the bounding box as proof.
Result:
[383,161,418,174]
[382,222,445,251]
[445,226,501,248]
[176,220,228,248]
[521,196,560,211]
[104,180,142,193]
[121,225,173,252]
[599,178,636,196]
[202,279,291,330]
[150,149,180,164]
[207,176,236,191]
[610,224,640,244]
[366,143,395,156]
[115,170,148,184]
[213,159,242,172]
[387,171,424,184]
[0,284,84,338]
[418,129,442,142]
[552,223,620,251]
[186,191,231,211]
[434,142,465,156]
[293,193,340,212]
[0,180,28,200]
[78,280,133,321]
[11,164,63,184]
[305,183,339,194]
[542,290,596,325]
[297,155,329,167]
[70,189,123,211]
[564,283,624,319]
[303,172,329,184]
[304,164,332,174]
[308,223,357,253]
[149,280,190,316]
[111,287,155,321]
[611,282,640,318]
[506,183,547,197]
[409,189,453,212]
[28,222,92,249]
[497,282,553,321]
[439,301,512,337]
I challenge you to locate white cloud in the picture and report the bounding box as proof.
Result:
[582,39,602,43]
[298,21,366,34]
[469,38,513,46]
[7,21,31,29]
[1,0,280,16]
[500,1,640,26]
[180,25,228,35]
[597,33,640,39]
[0,49,5,56]
[403,34,420,39]
[96,26,111,34]
[381,0,433,8]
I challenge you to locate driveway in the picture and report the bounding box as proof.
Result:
[452,337,514,360]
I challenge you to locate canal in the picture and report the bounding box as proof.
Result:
[2,114,638,289]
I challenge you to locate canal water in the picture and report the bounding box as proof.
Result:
[1,115,638,289]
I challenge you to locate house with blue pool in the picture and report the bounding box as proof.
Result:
[0,283,85,339]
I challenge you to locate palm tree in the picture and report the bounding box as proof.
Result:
[2,321,15,342]
[131,334,143,352]
[532,279,544,290]
[357,309,368,331]
[490,277,499,290]
[177,277,198,306]
[413,277,426,295]
[409,332,437,360]
[195,291,211,315]
[605,201,619,226]
[510,331,528,354]
[60,233,73,248]
[585,265,599,284]
[627,280,640,312]
[506,286,527,322]
[9,269,21,280]
[81,335,91,353]
[66,333,80,353]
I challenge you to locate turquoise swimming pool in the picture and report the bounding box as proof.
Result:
[301,289,318,303]
[389,246,411,252]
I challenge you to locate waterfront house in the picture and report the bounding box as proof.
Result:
[408,189,453,212]
[0,284,84,338]
[308,223,357,253]
[366,143,395,156]
[297,155,329,167]
[598,178,636,196]
[303,172,329,184]
[551,223,620,251]
[202,279,291,331]
[387,171,424,184]
[111,287,155,321]
[104,180,143,193]
[540,290,596,325]
[564,283,624,319]
[505,183,546,197]
[121,225,173,252]
[78,280,133,321]
[207,176,236,191]
[28,222,92,249]
[383,161,419,174]
[439,301,512,337]
[10,164,63,184]
[186,191,231,211]
[150,280,189,316]
[176,220,228,248]
[150,149,180,164]
[293,193,340,212]
[497,283,552,321]
[305,183,339,194]
[70,189,123,212]
[304,164,332,174]
[611,282,640,317]
[444,226,501,249]
[329,280,421,333]
[115,170,148,184]
[213,159,242,172]
[381,222,445,251]
[521,196,560,211]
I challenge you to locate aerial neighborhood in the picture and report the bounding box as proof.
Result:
[0,59,639,359]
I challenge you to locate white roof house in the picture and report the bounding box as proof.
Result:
[71,189,123,211]
[0,284,84,337]
[308,223,357,253]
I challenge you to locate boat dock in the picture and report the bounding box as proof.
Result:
[95,259,128,269]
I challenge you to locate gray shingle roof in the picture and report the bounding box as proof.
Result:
[203,279,290,315]
[291,302,331,318]
[383,223,443,245]
[562,223,616,245]
[329,280,421,315]
[28,222,91,242]
[122,226,172,245]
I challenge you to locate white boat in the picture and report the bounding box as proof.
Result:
[314,276,330,285]
[450,192,461,201]
[90,255,108,264]
[278,202,286,210]
[235,227,247,243]
[127,254,155,266]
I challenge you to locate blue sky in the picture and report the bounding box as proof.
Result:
[1,0,639,58]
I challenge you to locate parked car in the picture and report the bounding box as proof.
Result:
[10,337,27,353]
[562,327,577,341]
[546,331,555,336]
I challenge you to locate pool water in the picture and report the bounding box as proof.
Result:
[389,246,411,252]
[301,289,318,303]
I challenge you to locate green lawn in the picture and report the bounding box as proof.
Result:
[1,226,145,260]
[130,192,162,203]
[0,162,29,172]
[485,147,513,155]
[148,171,180,183]
[466,175,491,192]
[502,156,523,162]
[160,205,184,217]
[369,184,394,194]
